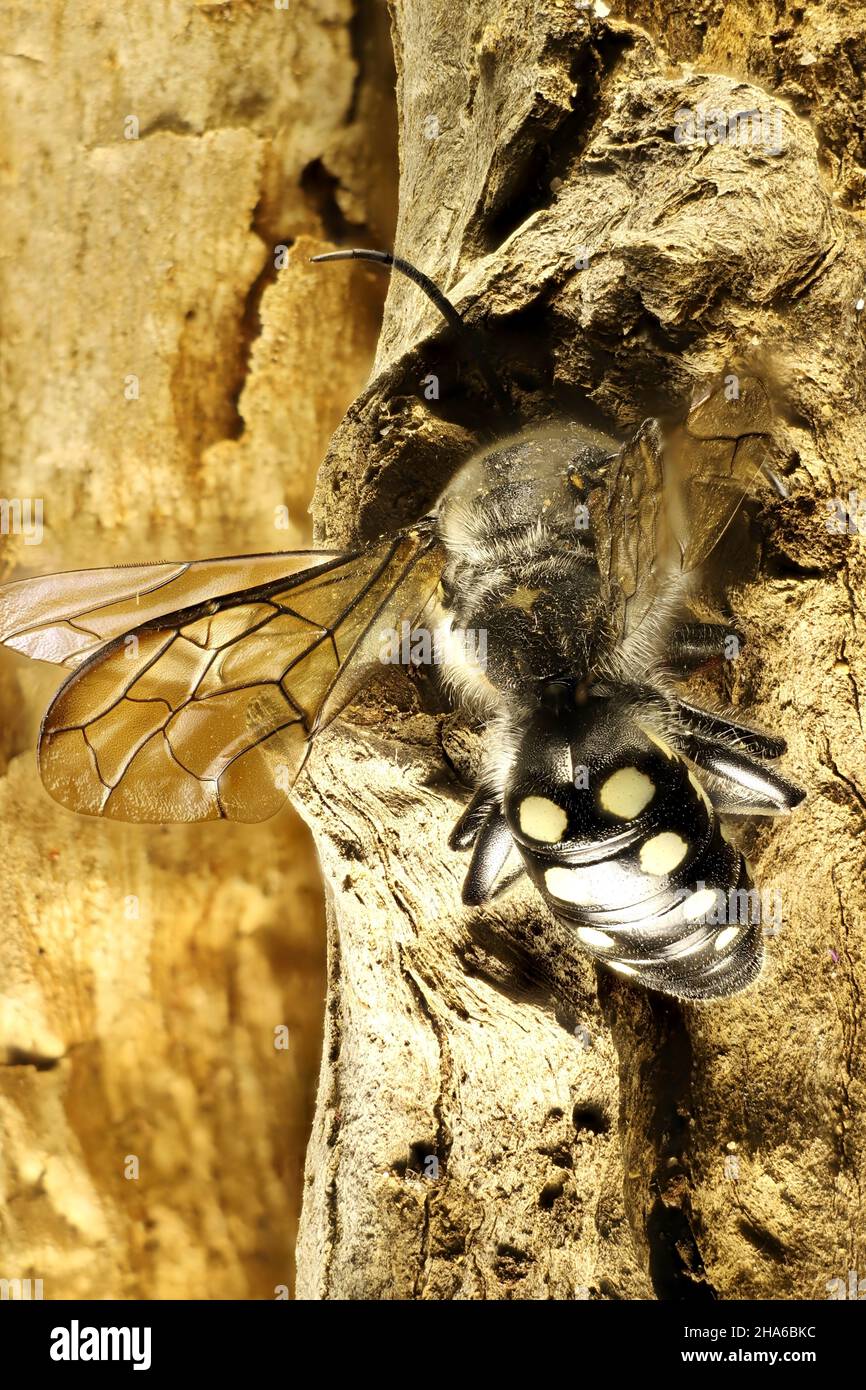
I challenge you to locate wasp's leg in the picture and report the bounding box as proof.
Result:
[666,622,744,674]
[675,698,787,759]
[461,807,517,905]
[761,462,789,499]
[449,785,501,850]
[680,731,805,814]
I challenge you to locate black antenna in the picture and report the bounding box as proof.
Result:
[311,247,510,413]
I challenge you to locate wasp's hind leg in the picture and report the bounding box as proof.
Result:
[666,622,744,675]
[675,698,787,759]
[460,805,518,905]
[678,728,805,814]
[667,627,786,758]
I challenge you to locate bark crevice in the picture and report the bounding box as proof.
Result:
[296,1,866,1301]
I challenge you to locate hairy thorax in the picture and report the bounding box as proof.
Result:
[434,425,619,704]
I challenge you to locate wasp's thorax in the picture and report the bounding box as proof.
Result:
[502,700,763,998]
[434,427,617,698]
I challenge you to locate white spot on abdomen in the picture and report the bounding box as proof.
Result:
[577,926,615,949]
[545,865,593,905]
[519,795,568,843]
[683,888,719,921]
[639,831,688,876]
[599,766,655,819]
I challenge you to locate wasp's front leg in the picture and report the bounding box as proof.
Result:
[449,784,501,850]
[460,805,516,905]
[675,698,787,759]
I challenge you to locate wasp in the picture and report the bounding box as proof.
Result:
[0,249,803,999]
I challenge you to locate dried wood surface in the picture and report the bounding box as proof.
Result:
[296,0,866,1299]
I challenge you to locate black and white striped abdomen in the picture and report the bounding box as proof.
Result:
[503,732,764,999]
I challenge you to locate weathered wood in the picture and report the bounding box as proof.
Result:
[2,0,862,1304]
[296,1,866,1299]
[0,0,393,1300]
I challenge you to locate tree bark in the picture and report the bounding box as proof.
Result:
[0,0,395,1300]
[296,1,866,1299]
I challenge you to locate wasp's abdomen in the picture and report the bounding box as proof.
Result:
[504,737,764,999]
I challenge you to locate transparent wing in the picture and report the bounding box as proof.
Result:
[669,372,775,569]
[592,373,774,639]
[0,528,443,822]
[0,551,342,667]
[590,416,675,640]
